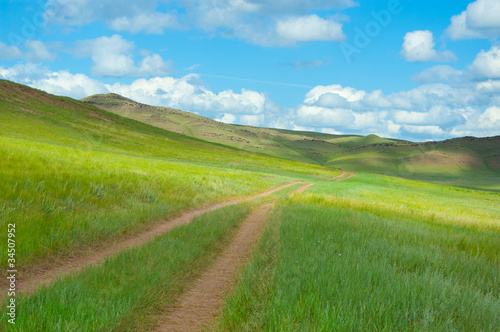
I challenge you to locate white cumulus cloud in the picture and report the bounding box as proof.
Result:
[107,75,268,115]
[401,30,456,63]
[215,113,237,124]
[478,106,500,129]
[446,0,500,40]
[75,35,174,77]
[296,105,355,126]
[469,46,500,79]
[304,84,365,105]
[0,40,56,63]
[412,65,463,84]
[403,125,445,136]
[275,15,345,43]
[240,114,265,126]
[24,40,57,63]
[44,0,353,47]
[0,41,22,60]
[0,63,107,99]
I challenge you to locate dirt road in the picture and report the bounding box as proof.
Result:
[156,182,314,331]
[337,171,355,181]
[12,181,302,300]
[327,170,347,181]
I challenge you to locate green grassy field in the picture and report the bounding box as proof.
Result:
[0,81,335,178]
[2,80,499,331]
[81,93,349,165]
[0,80,337,268]
[218,174,500,331]
[83,93,500,191]
[327,138,500,191]
[3,202,253,331]
[0,137,285,267]
[1,185,305,332]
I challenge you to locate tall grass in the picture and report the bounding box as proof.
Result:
[218,175,500,331]
[0,137,286,267]
[2,202,256,331]
[309,173,500,232]
[217,207,283,331]
[0,85,336,180]
[0,82,340,267]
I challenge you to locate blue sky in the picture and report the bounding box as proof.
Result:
[1,0,499,141]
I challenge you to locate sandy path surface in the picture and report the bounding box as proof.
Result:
[11,181,301,300]
[337,171,355,181]
[294,182,316,193]
[327,170,347,181]
[156,182,314,331]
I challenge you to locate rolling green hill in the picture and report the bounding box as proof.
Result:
[83,92,500,190]
[0,79,337,268]
[328,136,500,190]
[1,80,499,331]
[0,80,335,178]
[81,93,360,164]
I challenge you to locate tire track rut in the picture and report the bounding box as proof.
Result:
[156,182,314,331]
[337,171,355,181]
[11,181,302,300]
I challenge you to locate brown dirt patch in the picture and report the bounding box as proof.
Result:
[156,183,314,331]
[337,171,355,181]
[450,153,484,168]
[2,182,301,301]
[5,82,65,108]
[407,151,483,168]
[295,182,316,193]
[408,151,452,166]
[327,170,347,181]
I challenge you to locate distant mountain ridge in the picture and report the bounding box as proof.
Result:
[0,79,498,190]
[81,93,403,164]
[0,78,338,180]
[82,92,500,190]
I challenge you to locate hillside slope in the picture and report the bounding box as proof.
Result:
[82,92,500,190]
[0,79,335,178]
[0,79,340,269]
[328,136,500,190]
[82,93,365,164]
